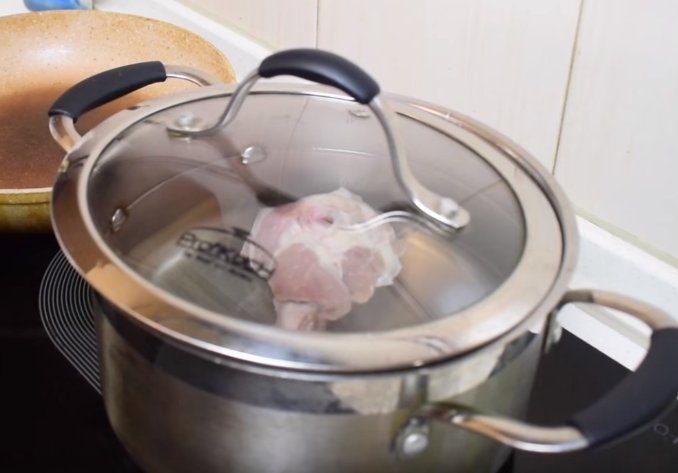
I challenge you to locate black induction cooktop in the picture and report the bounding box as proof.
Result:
[1,232,677,472]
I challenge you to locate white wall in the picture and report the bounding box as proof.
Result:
[554,0,678,266]
[181,0,678,267]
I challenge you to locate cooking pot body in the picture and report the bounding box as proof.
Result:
[49,53,678,473]
[97,296,544,473]
[56,79,563,471]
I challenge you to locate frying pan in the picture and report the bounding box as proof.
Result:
[0,10,236,232]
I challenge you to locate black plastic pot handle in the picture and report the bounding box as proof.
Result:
[49,61,168,122]
[258,49,380,104]
[562,292,678,447]
[407,289,678,454]
[572,328,678,445]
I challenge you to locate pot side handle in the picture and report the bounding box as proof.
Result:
[48,61,219,152]
[398,289,678,455]
[558,290,678,447]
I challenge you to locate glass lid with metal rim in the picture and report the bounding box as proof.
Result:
[51,50,572,372]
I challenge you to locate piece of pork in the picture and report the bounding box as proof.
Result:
[246,188,403,331]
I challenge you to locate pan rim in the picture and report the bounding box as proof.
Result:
[0,187,52,194]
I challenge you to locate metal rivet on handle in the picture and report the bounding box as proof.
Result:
[240,145,267,164]
[111,208,128,232]
[349,107,371,119]
[172,112,204,132]
[393,417,430,459]
[402,431,429,456]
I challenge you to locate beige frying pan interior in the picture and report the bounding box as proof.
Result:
[0,10,236,231]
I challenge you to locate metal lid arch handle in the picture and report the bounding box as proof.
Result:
[395,289,678,455]
[168,48,470,231]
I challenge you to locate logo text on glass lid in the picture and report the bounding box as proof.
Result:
[177,227,275,281]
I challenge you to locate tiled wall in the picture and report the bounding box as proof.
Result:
[180,0,318,49]
[554,0,678,266]
[182,0,678,266]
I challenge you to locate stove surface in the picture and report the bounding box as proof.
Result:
[1,232,676,472]
[0,233,141,472]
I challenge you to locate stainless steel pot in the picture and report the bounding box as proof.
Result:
[49,50,678,473]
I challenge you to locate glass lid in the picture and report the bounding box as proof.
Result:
[65,51,569,371]
[87,89,531,330]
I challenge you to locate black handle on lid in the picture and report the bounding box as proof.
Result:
[49,61,168,122]
[258,49,380,104]
[570,327,678,446]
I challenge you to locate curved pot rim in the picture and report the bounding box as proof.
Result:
[51,83,579,373]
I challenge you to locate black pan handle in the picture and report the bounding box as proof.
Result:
[49,61,219,152]
[395,289,678,455]
[49,61,168,122]
[258,49,379,104]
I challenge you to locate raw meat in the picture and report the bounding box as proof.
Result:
[246,188,403,331]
